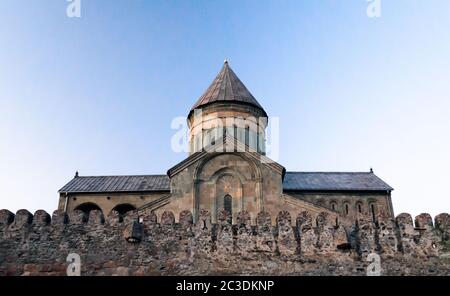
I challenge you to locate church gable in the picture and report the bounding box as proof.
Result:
[167,134,285,179]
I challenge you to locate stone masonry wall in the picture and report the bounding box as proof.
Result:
[0,208,449,276]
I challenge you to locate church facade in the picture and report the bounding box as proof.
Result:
[58,62,394,225]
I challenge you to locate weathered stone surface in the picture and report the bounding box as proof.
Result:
[106,210,122,225]
[414,213,440,257]
[190,209,213,258]
[161,211,175,226]
[123,221,143,243]
[70,210,87,225]
[235,211,253,255]
[316,212,336,254]
[51,210,67,225]
[0,209,450,276]
[255,211,275,253]
[435,213,450,240]
[297,211,316,256]
[0,209,14,226]
[216,210,234,254]
[415,213,433,230]
[378,217,398,256]
[123,210,139,224]
[11,209,33,229]
[88,210,104,225]
[396,213,416,255]
[276,211,296,256]
[33,210,51,226]
[179,210,193,230]
[357,215,377,255]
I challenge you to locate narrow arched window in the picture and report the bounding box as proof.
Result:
[224,195,232,214]
[344,204,349,215]
[330,202,337,211]
[370,203,376,222]
[245,126,250,149]
[357,203,362,213]
[233,125,238,151]
[211,128,216,146]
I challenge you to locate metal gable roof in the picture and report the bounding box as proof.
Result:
[58,175,170,193]
[59,172,393,194]
[283,172,393,192]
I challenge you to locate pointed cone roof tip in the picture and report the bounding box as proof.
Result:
[190,61,266,116]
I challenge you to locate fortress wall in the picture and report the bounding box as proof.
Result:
[0,208,449,276]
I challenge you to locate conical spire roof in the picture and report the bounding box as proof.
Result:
[190,61,266,115]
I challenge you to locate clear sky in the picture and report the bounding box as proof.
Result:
[0,1,449,218]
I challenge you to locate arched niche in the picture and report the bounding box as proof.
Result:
[193,152,262,223]
[74,202,103,216]
[112,203,136,216]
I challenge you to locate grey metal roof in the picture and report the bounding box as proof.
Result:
[59,172,393,194]
[59,175,170,193]
[190,61,266,114]
[283,172,393,192]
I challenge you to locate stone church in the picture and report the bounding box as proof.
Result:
[58,61,394,225]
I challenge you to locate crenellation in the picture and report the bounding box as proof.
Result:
[276,211,296,256]
[33,210,51,226]
[434,213,450,240]
[235,210,253,255]
[315,212,337,254]
[395,213,416,255]
[88,210,105,225]
[378,217,398,256]
[190,209,213,257]
[106,210,122,226]
[161,211,175,226]
[434,213,450,252]
[297,211,316,256]
[70,209,87,225]
[179,210,193,230]
[51,210,67,225]
[255,211,276,253]
[216,210,234,254]
[5,210,33,244]
[355,213,378,256]
[1,209,450,275]
[0,209,15,226]
[414,213,433,230]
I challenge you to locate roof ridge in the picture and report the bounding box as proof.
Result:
[76,174,168,178]
[286,171,373,174]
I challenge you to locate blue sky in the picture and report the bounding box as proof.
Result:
[0,0,449,217]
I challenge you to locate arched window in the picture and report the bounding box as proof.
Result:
[245,126,250,149]
[112,204,136,216]
[344,203,349,215]
[370,203,377,222]
[224,194,232,214]
[357,202,363,214]
[330,201,337,211]
[74,202,102,216]
[211,128,216,146]
[233,125,238,151]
